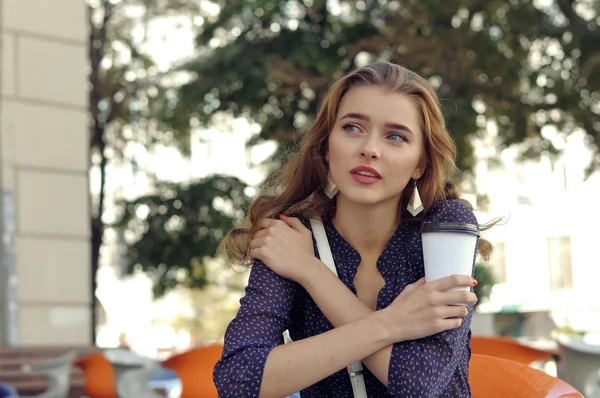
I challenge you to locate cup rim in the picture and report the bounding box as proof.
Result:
[421,221,479,236]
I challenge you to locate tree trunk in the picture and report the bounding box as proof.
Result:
[88,0,112,344]
[90,148,106,345]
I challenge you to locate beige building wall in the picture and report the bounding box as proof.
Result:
[0,0,91,346]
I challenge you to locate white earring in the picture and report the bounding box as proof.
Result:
[325,174,339,199]
[407,179,423,216]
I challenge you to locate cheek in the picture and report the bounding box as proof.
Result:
[326,132,344,162]
[389,151,421,182]
[395,176,412,190]
[405,147,424,168]
[392,169,412,183]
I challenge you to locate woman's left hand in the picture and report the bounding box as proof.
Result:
[249,215,316,283]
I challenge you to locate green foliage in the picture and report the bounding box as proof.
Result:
[89,0,202,157]
[114,175,252,297]
[88,0,222,298]
[474,263,496,308]
[167,0,599,172]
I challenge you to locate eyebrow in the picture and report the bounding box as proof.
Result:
[340,112,414,135]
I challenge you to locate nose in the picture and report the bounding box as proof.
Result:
[360,135,381,159]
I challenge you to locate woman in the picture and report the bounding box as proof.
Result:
[213,62,493,397]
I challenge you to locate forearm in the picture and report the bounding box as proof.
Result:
[259,312,389,398]
[300,258,395,385]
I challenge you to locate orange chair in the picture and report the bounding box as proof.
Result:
[471,336,556,365]
[469,353,582,398]
[162,344,223,398]
[74,352,118,398]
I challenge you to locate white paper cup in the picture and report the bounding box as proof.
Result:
[421,222,478,305]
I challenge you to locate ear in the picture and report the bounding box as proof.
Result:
[411,157,426,180]
[411,169,424,180]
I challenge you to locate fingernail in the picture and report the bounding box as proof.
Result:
[472,279,478,286]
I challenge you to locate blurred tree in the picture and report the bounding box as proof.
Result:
[165,0,599,173]
[114,175,252,297]
[473,263,496,308]
[519,0,600,173]
[88,0,205,334]
[108,0,600,301]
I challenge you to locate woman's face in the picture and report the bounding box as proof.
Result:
[327,85,425,208]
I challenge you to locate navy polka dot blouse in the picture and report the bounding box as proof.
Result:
[213,199,478,397]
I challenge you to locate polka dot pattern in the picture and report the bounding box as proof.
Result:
[213,199,477,397]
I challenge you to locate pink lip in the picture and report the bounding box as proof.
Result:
[350,166,382,184]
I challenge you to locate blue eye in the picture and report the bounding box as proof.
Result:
[388,133,408,142]
[343,124,361,133]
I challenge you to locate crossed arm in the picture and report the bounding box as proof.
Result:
[213,257,475,398]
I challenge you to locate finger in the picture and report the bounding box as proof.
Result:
[439,304,471,319]
[249,238,264,250]
[441,290,478,306]
[429,274,474,292]
[249,247,260,259]
[279,215,307,233]
[252,229,269,240]
[437,317,464,332]
[257,218,278,229]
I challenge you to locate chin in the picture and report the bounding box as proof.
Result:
[338,189,399,207]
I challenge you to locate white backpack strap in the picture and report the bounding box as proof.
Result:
[309,218,367,398]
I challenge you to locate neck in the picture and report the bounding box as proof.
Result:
[332,195,400,256]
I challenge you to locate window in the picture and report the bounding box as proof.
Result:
[548,236,573,291]
[488,242,507,284]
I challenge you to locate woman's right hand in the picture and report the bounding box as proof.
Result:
[381,275,477,343]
